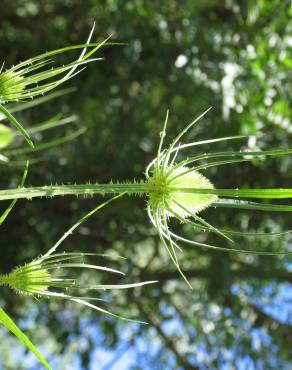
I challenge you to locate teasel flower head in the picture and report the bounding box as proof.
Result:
[0,194,156,322]
[145,108,292,287]
[0,24,108,147]
[0,251,155,323]
[0,24,106,105]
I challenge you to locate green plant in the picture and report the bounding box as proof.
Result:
[0,193,155,370]
[0,26,155,370]
[0,20,291,369]
[0,192,155,321]
[0,88,84,167]
[1,108,291,288]
[0,24,106,148]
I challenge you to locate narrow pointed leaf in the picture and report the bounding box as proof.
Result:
[0,307,51,370]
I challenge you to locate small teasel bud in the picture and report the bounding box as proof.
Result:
[0,23,107,105]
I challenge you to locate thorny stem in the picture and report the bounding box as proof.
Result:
[0,183,150,201]
[0,182,291,201]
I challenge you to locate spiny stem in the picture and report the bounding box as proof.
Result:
[0,183,292,201]
[0,183,150,201]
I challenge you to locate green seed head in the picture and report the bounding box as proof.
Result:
[147,164,217,219]
[0,71,26,103]
[1,261,51,296]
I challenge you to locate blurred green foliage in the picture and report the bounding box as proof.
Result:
[0,1,291,369]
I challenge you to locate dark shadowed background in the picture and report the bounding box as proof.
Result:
[0,1,291,369]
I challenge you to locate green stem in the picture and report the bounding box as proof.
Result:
[0,183,291,201]
[0,183,149,201]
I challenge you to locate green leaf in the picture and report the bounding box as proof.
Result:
[0,307,51,370]
[25,114,77,135]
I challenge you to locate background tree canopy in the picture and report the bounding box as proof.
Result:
[0,1,291,369]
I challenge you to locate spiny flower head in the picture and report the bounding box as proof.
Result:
[145,108,292,287]
[0,25,106,105]
[0,251,155,322]
[145,109,221,286]
[0,24,108,147]
[147,162,216,218]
